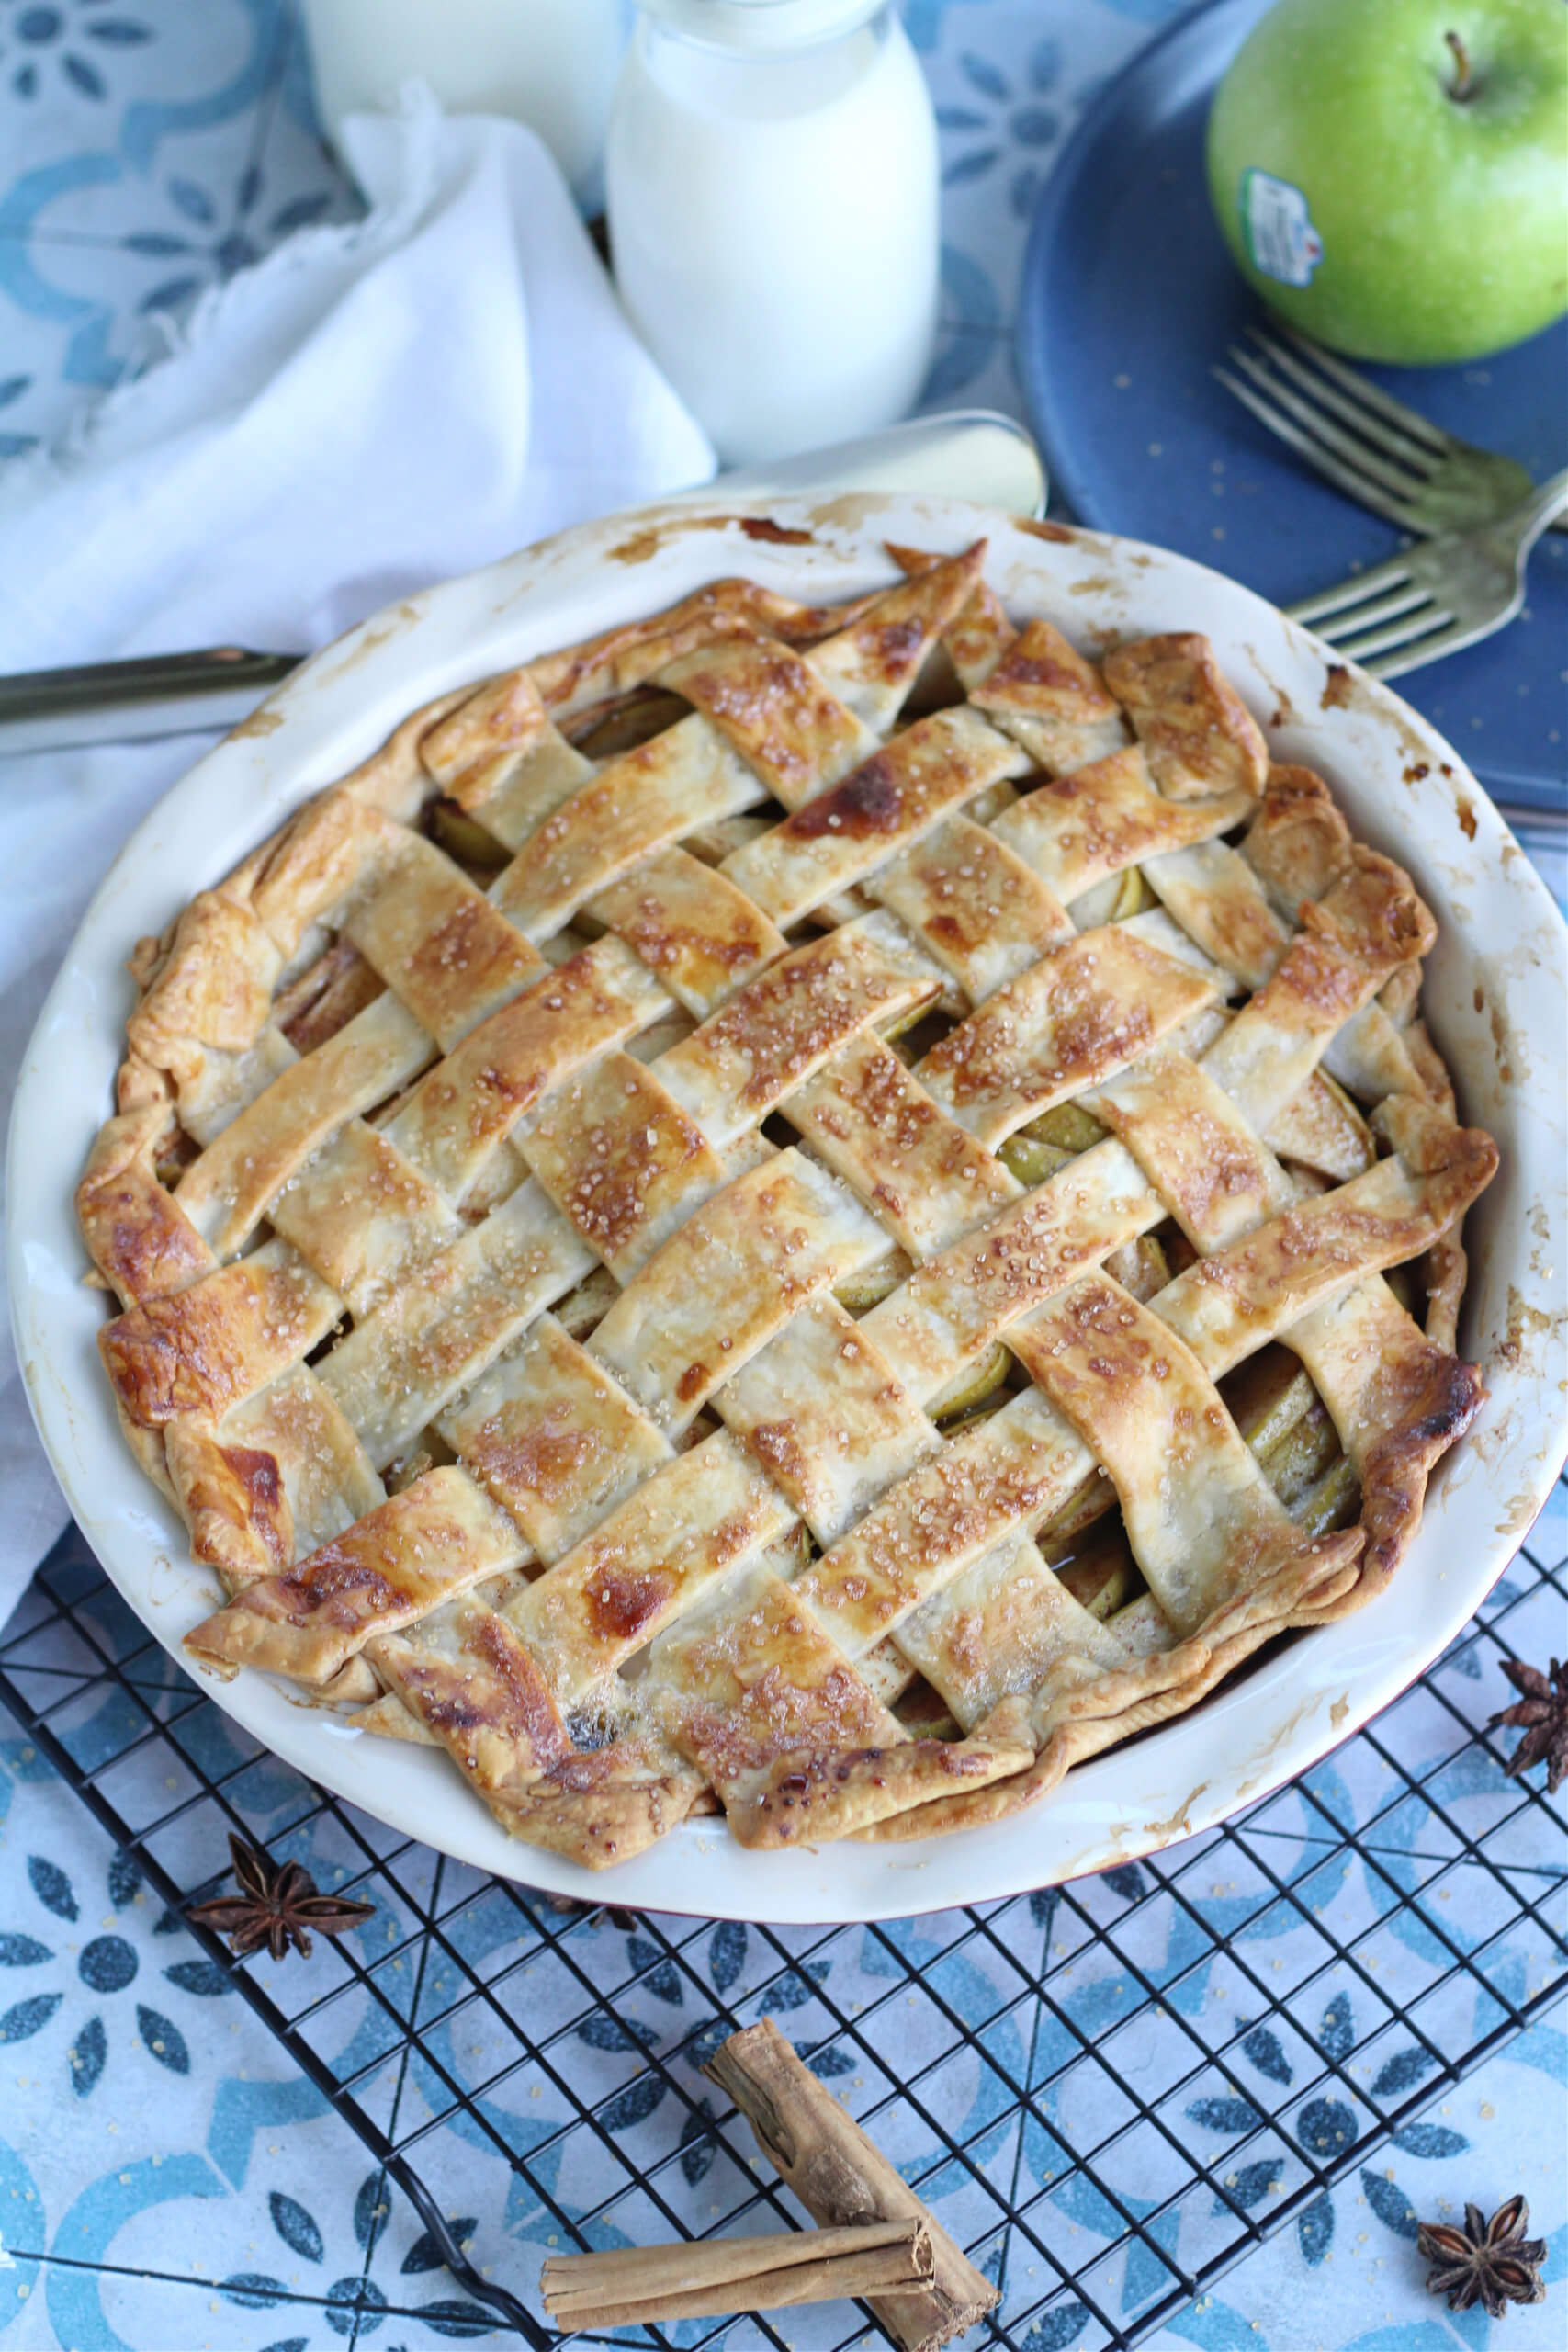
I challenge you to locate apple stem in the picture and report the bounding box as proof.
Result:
[1445,28,1473,100]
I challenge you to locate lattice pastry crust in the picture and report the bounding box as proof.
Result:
[80,543,1499,1867]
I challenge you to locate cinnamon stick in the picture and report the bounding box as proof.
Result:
[541,2218,931,2327]
[705,2018,999,2352]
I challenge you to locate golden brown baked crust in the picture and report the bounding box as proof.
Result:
[77,542,1497,1867]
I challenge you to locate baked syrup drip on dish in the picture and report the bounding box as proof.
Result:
[78,542,1499,1868]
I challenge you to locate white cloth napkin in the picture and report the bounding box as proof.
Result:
[0,95,715,1627]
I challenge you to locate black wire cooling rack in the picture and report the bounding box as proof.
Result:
[2,1476,1564,2352]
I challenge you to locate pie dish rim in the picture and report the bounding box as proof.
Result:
[10,490,1566,1921]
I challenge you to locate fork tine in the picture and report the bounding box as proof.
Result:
[1304,580,1433,639]
[1364,587,1526,676]
[1245,327,1444,478]
[1273,324,1451,455]
[1212,366,1421,530]
[1322,602,1455,664]
[1362,619,1474,679]
[1227,345,1430,514]
[1286,548,1415,624]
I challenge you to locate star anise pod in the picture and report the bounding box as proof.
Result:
[186,1831,375,1962]
[1417,2194,1547,2318]
[1488,1657,1568,1794]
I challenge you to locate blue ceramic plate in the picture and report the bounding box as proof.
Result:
[1018,0,1567,810]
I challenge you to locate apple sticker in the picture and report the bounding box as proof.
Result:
[1239,168,1325,288]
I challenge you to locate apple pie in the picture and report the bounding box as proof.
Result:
[78,541,1499,1866]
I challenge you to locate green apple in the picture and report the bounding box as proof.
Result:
[1206,0,1568,363]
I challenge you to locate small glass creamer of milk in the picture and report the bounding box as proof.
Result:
[301,0,623,200]
[606,0,941,465]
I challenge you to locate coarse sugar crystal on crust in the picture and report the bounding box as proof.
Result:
[78,538,1498,1866]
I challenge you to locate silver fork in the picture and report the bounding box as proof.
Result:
[1286,467,1568,680]
[1215,322,1567,536]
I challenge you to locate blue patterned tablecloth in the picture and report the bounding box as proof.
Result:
[1,7,1563,2350]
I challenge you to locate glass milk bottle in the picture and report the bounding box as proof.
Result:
[301,0,623,201]
[606,0,941,465]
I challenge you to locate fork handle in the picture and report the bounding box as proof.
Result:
[1502,465,1568,555]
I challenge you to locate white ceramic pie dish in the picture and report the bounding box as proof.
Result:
[9,492,1567,1922]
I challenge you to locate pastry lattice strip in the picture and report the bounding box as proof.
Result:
[81,544,1495,1863]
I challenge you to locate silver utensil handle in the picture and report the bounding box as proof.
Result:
[0,649,303,756]
[0,411,1046,760]
[1503,463,1568,555]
